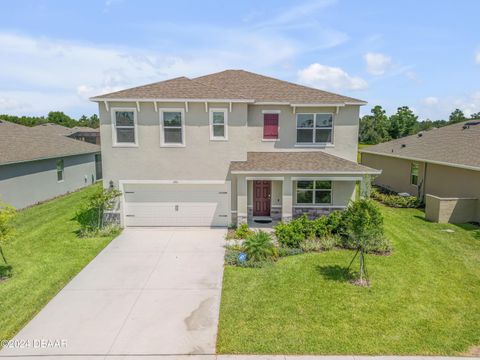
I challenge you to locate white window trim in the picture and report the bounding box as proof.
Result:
[56,159,64,183]
[209,108,228,141]
[295,112,334,146]
[295,180,333,206]
[410,162,419,186]
[111,107,139,147]
[159,108,186,147]
[262,110,281,141]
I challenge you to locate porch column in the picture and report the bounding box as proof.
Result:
[237,175,248,225]
[282,176,293,222]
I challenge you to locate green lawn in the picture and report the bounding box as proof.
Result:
[0,184,118,342]
[217,206,480,355]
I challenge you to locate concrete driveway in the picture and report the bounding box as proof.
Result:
[1,228,226,358]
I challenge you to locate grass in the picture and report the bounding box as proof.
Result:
[217,205,480,355]
[0,184,119,342]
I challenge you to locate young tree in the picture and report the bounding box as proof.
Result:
[449,109,466,124]
[343,199,384,286]
[0,201,17,265]
[359,105,390,144]
[389,106,418,139]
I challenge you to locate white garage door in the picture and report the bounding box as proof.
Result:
[123,183,230,227]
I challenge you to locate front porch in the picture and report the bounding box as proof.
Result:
[235,176,358,225]
[230,152,381,226]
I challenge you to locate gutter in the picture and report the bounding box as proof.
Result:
[0,150,101,167]
[360,150,480,172]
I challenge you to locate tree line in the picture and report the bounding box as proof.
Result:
[0,112,99,129]
[359,106,479,145]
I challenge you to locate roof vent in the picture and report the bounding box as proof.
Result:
[463,121,480,129]
[401,144,406,148]
[417,131,424,137]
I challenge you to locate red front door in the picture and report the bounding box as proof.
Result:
[253,180,271,216]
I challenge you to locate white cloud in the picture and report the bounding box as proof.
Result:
[297,63,368,91]
[0,32,301,115]
[476,51,480,64]
[422,96,439,106]
[405,71,420,82]
[417,92,480,120]
[364,52,392,76]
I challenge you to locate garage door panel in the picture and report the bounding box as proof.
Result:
[123,183,229,227]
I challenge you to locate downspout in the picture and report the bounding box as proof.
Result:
[421,162,428,203]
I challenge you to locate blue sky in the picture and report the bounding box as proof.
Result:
[1,0,479,120]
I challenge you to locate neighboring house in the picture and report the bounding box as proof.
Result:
[0,121,101,209]
[91,69,379,227]
[34,123,101,144]
[360,120,480,223]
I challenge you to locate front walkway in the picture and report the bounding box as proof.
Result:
[0,228,226,357]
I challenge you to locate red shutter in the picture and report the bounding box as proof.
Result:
[263,114,279,139]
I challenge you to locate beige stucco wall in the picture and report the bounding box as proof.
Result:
[100,102,361,187]
[100,101,248,186]
[425,194,478,223]
[247,105,360,162]
[361,153,424,196]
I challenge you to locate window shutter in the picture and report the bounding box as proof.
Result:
[263,114,279,139]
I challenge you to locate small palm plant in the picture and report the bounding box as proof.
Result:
[243,230,276,262]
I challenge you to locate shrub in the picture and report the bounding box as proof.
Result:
[277,247,304,257]
[225,247,274,268]
[312,216,329,238]
[274,221,305,248]
[243,231,277,262]
[326,210,346,235]
[371,188,420,208]
[300,234,341,252]
[0,201,16,265]
[234,223,254,239]
[76,187,122,237]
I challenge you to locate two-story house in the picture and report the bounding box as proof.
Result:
[91,70,379,227]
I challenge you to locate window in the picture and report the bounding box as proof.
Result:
[160,109,185,146]
[411,163,419,186]
[263,113,279,140]
[296,113,333,144]
[209,108,228,140]
[56,159,64,182]
[296,180,332,204]
[111,109,137,146]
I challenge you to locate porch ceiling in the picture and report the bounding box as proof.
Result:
[230,152,381,174]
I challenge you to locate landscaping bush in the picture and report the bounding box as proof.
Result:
[234,223,254,239]
[300,234,341,252]
[76,187,122,237]
[277,247,304,257]
[326,210,346,234]
[274,221,305,248]
[371,188,421,208]
[0,200,16,266]
[243,231,277,262]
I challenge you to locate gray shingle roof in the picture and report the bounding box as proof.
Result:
[0,121,100,165]
[91,70,365,105]
[360,121,480,170]
[230,152,380,174]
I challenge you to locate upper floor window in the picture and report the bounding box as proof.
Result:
[263,112,279,140]
[160,108,185,146]
[296,113,333,144]
[296,180,332,205]
[111,108,138,146]
[411,163,419,186]
[209,108,228,140]
[56,159,64,182]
